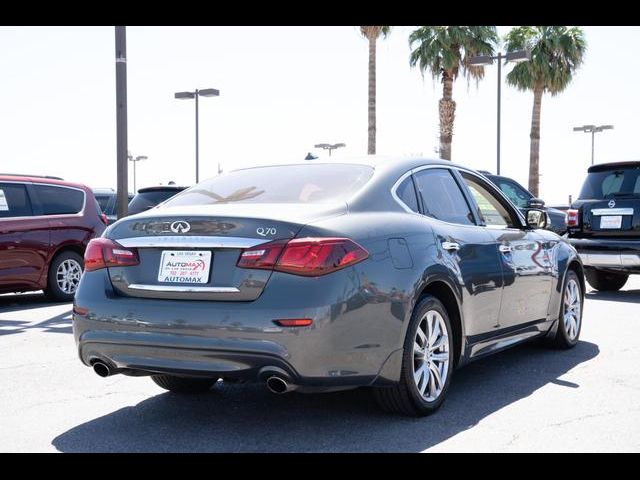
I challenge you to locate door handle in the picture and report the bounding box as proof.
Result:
[499,244,512,253]
[442,241,460,252]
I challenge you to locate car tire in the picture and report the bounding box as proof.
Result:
[44,251,84,302]
[151,375,218,394]
[550,270,583,349]
[373,295,454,416]
[584,268,628,292]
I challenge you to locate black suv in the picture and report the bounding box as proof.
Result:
[567,161,640,291]
[127,185,188,216]
[93,188,134,225]
[480,172,567,235]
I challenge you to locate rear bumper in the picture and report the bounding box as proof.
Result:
[72,269,406,388]
[568,237,640,271]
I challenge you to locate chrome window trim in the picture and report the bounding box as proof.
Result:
[117,235,264,249]
[127,284,240,293]
[591,208,634,215]
[390,164,527,228]
[0,180,87,219]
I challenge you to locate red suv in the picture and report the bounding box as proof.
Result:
[0,174,107,301]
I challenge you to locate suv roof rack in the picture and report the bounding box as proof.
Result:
[0,173,64,180]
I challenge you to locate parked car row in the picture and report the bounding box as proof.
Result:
[93,185,187,224]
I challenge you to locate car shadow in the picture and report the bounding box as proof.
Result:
[52,340,599,452]
[0,292,69,312]
[585,289,640,304]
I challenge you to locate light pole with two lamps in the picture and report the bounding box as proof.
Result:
[468,50,530,175]
[174,88,220,183]
[128,152,147,193]
[314,143,346,157]
[573,124,613,166]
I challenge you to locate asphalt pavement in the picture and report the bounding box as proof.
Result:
[1,278,639,452]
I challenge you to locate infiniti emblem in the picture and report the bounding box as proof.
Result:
[170,220,191,234]
[608,199,616,208]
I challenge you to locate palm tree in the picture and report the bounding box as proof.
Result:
[505,26,586,197]
[409,26,498,160]
[360,26,391,155]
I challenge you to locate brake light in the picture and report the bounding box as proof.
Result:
[100,213,108,226]
[566,209,580,227]
[237,237,369,277]
[273,318,313,327]
[84,238,139,272]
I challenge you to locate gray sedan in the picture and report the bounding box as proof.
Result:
[72,157,584,416]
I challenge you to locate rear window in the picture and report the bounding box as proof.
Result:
[33,185,84,215]
[0,183,33,218]
[129,190,182,214]
[95,194,112,214]
[163,164,374,207]
[579,167,640,199]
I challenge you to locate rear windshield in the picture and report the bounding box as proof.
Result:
[163,164,374,207]
[579,167,640,199]
[129,190,183,214]
[95,195,112,214]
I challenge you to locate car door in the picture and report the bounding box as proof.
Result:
[411,167,505,338]
[457,171,554,330]
[0,182,50,291]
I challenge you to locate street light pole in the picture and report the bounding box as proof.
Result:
[469,50,530,175]
[573,125,614,165]
[175,88,220,184]
[314,143,346,157]
[128,153,148,192]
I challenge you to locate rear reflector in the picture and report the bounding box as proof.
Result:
[100,213,109,226]
[237,237,368,277]
[273,319,313,327]
[72,305,89,316]
[566,209,579,227]
[84,238,139,272]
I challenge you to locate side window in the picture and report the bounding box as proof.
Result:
[461,174,515,228]
[413,168,475,225]
[395,176,419,213]
[33,185,84,215]
[497,179,530,209]
[0,183,33,218]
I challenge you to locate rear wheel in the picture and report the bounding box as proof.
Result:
[44,251,83,302]
[373,295,454,416]
[584,268,628,292]
[151,375,218,394]
[550,270,583,349]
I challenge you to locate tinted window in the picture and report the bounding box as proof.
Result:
[163,164,374,207]
[396,176,419,212]
[579,167,640,199]
[461,174,515,228]
[128,190,183,214]
[494,178,531,208]
[34,185,84,215]
[413,169,474,225]
[0,183,33,218]
[95,194,113,214]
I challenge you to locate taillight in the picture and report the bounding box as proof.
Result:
[237,237,369,277]
[100,213,108,225]
[566,209,580,227]
[84,238,139,272]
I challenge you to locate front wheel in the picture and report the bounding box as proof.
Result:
[373,295,454,416]
[550,270,583,349]
[151,375,218,394]
[584,268,628,292]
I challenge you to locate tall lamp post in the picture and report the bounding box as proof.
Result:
[128,153,147,192]
[573,124,614,165]
[115,26,129,219]
[314,143,346,157]
[175,88,220,183]
[469,50,530,175]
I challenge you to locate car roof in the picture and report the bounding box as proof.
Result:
[587,161,640,173]
[136,185,188,193]
[0,174,90,191]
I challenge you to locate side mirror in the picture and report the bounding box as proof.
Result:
[526,208,548,229]
[527,197,545,209]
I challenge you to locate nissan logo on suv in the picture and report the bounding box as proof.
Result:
[170,221,191,234]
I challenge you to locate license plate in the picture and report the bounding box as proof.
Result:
[157,250,212,284]
[600,215,622,229]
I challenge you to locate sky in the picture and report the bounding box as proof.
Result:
[0,26,638,205]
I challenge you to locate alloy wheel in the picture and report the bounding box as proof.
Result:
[413,309,450,402]
[563,278,581,341]
[56,259,82,294]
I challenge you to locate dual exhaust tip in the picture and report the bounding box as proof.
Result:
[93,361,297,394]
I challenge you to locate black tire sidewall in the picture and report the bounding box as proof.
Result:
[585,268,628,291]
[557,270,583,347]
[46,251,84,301]
[401,295,454,413]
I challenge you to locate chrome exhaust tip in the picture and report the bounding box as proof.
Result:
[92,361,119,378]
[266,376,295,394]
